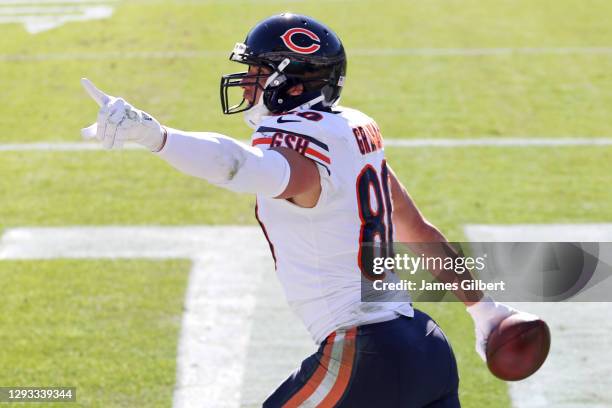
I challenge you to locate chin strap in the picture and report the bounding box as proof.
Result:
[299,94,325,110]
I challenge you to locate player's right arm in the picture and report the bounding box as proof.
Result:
[159,129,321,205]
[80,78,321,204]
[268,146,321,207]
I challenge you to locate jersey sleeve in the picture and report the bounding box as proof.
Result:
[251,113,333,175]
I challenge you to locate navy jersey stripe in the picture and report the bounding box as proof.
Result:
[316,162,331,176]
[256,126,329,151]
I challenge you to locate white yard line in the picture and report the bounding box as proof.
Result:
[0,226,271,408]
[2,138,612,152]
[465,224,612,408]
[4,46,612,61]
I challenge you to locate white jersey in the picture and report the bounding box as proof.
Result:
[252,105,414,344]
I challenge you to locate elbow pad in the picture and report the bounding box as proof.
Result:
[157,128,290,197]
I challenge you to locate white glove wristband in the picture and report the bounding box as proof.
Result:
[467,295,517,361]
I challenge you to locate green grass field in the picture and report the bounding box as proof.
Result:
[1,0,612,407]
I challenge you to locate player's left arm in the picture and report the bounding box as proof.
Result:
[387,164,484,304]
[387,164,519,361]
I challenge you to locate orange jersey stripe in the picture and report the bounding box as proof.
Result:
[283,333,337,408]
[252,137,272,147]
[318,327,357,407]
[305,147,331,164]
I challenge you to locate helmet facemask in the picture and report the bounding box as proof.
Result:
[242,61,290,129]
[221,51,293,128]
[220,70,267,115]
[220,43,291,115]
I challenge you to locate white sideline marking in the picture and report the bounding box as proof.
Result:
[0,50,223,61]
[352,47,612,57]
[0,226,272,408]
[2,137,612,152]
[465,224,612,408]
[384,138,612,147]
[0,0,114,33]
[5,46,612,61]
[0,142,143,152]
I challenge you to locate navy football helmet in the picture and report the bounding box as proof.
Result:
[220,13,347,115]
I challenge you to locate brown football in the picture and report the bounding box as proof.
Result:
[486,313,551,381]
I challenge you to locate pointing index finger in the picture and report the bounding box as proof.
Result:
[81,77,110,107]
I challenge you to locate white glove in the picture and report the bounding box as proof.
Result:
[466,296,517,361]
[80,78,165,151]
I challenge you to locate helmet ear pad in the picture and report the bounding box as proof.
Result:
[320,82,338,103]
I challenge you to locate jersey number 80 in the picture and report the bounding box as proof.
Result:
[356,160,394,280]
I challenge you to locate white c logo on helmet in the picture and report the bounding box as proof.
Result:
[280,28,321,54]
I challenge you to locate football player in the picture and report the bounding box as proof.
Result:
[81,13,521,407]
